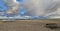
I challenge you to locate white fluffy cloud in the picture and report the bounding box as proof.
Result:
[2,0,60,17]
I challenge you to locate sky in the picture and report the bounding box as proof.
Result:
[0,0,7,11]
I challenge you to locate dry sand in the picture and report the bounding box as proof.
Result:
[0,20,60,31]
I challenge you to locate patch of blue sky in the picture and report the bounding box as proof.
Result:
[19,8,28,16]
[0,0,7,12]
[16,0,24,2]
